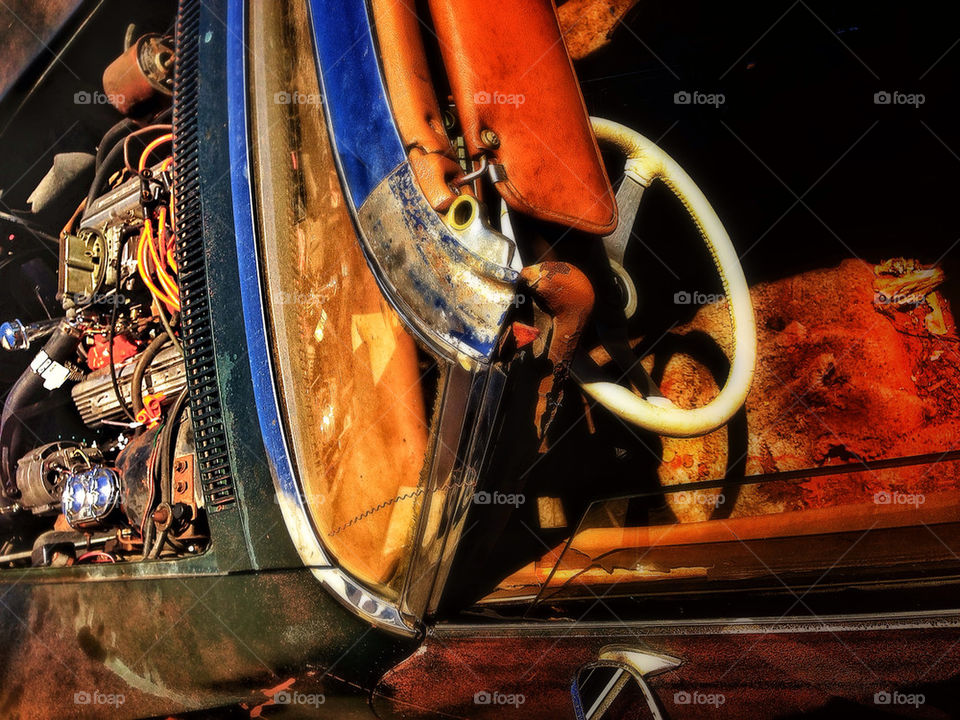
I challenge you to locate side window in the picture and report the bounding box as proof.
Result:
[463,273,960,610]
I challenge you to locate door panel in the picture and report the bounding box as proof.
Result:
[373,617,960,719]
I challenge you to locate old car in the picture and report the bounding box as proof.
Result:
[0,0,958,717]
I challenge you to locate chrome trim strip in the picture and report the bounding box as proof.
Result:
[398,364,509,619]
[434,607,960,637]
[356,165,518,364]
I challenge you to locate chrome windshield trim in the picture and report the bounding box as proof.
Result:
[239,0,515,635]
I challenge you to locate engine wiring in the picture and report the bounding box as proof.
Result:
[103,136,181,443]
[122,124,173,171]
[0,21,207,572]
[138,133,173,172]
[135,139,180,316]
[109,254,137,423]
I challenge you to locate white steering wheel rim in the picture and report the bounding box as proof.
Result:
[582,117,757,438]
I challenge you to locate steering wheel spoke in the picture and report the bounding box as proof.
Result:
[603,175,647,267]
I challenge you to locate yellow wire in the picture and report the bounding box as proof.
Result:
[137,225,178,310]
[137,140,179,311]
[137,226,173,307]
[144,221,180,308]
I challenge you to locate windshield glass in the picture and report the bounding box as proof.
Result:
[247,0,439,598]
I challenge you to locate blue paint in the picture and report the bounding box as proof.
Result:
[385,167,503,357]
[571,678,587,720]
[225,0,324,548]
[306,0,405,208]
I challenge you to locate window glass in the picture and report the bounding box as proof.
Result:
[248,0,438,597]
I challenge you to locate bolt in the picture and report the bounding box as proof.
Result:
[480,129,500,148]
[152,504,171,526]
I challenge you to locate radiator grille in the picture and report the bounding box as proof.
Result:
[173,0,237,511]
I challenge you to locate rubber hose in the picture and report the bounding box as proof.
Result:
[86,140,127,209]
[0,324,81,491]
[160,389,189,507]
[150,389,188,559]
[95,118,137,169]
[130,334,170,415]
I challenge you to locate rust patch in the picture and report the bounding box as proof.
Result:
[558,0,641,60]
[521,262,595,448]
[248,678,296,718]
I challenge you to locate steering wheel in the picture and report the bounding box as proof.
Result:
[578,117,757,438]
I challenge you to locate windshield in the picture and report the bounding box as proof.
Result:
[247,0,439,598]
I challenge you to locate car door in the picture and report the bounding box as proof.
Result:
[373,613,960,719]
[372,477,960,719]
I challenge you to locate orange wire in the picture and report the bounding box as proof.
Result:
[139,134,174,172]
[153,208,174,273]
[136,226,170,304]
[136,138,179,311]
[137,225,179,311]
[159,155,175,245]
[158,205,176,262]
[144,220,180,308]
[157,205,169,255]
[123,124,172,171]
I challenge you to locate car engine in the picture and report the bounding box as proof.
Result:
[0,7,206,567]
